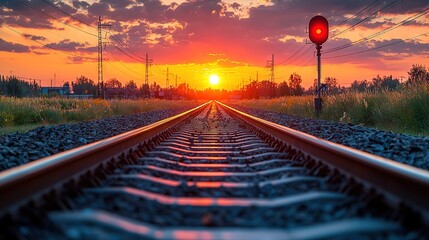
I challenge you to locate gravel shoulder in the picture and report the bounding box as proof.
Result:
[231,105,429,170]
[0,107,194,172]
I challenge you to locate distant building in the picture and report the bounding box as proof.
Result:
[41,86,70,96]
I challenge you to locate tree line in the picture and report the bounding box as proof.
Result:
[0,64,427,99]
[0,75,40,97]
[240,64,428,99]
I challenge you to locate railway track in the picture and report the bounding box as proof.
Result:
[1,101,428,239]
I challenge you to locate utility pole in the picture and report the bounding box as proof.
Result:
[174,74,179,100]
[165,67,169,99]
[33,79,36,97]
[266,54,275,98]
[97,16,111,99]
[145,53,153,98]
[185,79,187,100]
[256,70,259,82]
[166,67,169,88]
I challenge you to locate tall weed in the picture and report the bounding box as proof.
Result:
[0,97,202,127]
[228,84,429,135]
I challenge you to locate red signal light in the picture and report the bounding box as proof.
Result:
[309,16,329,45]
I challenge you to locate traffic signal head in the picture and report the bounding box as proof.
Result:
[309,15,329,45]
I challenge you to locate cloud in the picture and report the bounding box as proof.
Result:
[44,39,96,53]
[66,55,97,64]
[0,38,31,53]
[32,51,50,55]
[72,0,90,10]
[209,53,226,57]
[323,38,429,69]
[4,0,427,67]
[216,58,248,68]
[0,0,62,29]
[87,2,111,17]
[67,56,84,64]
[101,0,134,10]
[23,34,47,42]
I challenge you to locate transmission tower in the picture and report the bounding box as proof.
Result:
[97,16,111,99]
[266,53,275,97]
[145,53,153,98]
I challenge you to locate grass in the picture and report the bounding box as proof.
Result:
[0,98,204,135]
[227,84,429,136]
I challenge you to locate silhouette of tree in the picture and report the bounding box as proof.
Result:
[324,77,339,94]
[350,79,369,92]
[105,78,122,88]
[277,81,290,96]
[0,76,33,97]
[379,75,400,90]
[408,64,429,85]
[125,80,138,98]
[371,75,384,90]
[288,73,304,96]
[73,76,96,95]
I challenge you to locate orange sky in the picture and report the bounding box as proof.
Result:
[0,0,428,89]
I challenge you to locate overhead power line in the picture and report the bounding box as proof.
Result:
[325,7,429,54]
[109,33,145,61]
[331,0,404,38]
[323,30,429,59]
[39,0,96,29]
[277,43,307,65]
[110,43,143,63]
[4,25,95,60]
[330,0,383,31]
[104,59,142,81]
[105,48,144,76]
[278,0,395,68]
[16,0,97,37]
[26,0,153,77]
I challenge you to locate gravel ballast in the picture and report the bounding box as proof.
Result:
[231,105,429,170]
[0,108,194,171]
[1,103,428,172]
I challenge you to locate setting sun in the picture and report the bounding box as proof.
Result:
[209,74,220,85]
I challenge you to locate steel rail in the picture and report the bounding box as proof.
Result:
[217,101,429,219]
[0,101,211,213]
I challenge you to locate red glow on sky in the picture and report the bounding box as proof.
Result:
[0,0,428,89]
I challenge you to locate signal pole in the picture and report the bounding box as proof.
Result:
[309,15,329,116]
[145,53,152,98]
[97,16,111,99]
[316,45,322,115]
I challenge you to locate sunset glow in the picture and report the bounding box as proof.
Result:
[0,1,428,89]
[209,75,220,85]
